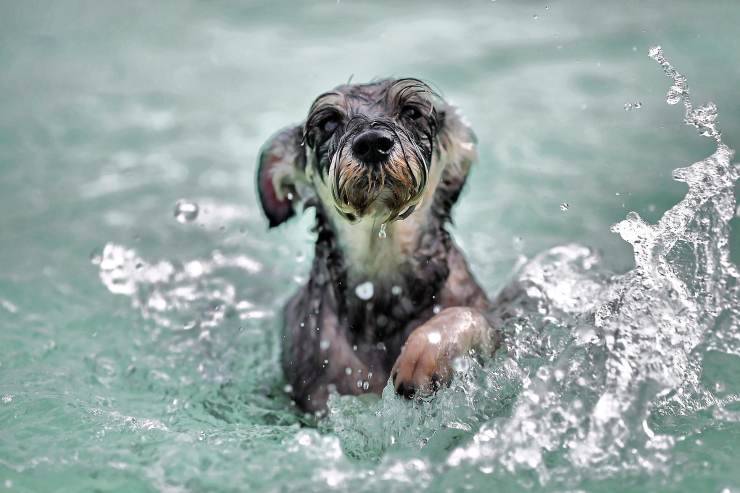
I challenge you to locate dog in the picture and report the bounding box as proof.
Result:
[257,78,504,413]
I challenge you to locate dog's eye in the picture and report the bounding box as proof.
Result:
[401,105,422,120]
[322,117,339,134]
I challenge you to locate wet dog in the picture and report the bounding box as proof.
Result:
[257,79,502,412]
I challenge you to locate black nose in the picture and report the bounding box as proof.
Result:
[351,129,394,164]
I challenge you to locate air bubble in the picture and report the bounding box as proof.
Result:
[560,202,569,212]
[174,200,199,223]
[378,223,387,239]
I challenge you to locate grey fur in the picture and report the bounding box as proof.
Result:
[258,79,516,412]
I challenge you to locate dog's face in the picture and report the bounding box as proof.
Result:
[304,79,437,223]
[257,78,475,229]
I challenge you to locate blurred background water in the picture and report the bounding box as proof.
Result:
[1,1,739,492]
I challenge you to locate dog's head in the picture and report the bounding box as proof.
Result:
[257,78,476,228]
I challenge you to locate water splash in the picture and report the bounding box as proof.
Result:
[649,45,722,142]
[96,243,267,330]
[321,47,739,488]
[89,47,740,492]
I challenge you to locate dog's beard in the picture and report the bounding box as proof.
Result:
[329,144,427,222]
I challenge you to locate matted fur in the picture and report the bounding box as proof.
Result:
[255,78,492,412]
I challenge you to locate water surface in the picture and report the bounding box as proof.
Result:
[1,2,740,492]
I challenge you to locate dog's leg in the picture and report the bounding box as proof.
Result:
[390,307,498,397]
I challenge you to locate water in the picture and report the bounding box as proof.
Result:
[2,2,740,492]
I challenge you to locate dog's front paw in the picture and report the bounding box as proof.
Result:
[391,326,452,398]
[391,307,490,398]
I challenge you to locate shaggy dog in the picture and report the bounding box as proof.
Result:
[257,79,505,413]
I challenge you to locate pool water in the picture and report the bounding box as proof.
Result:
[1,1,740,492]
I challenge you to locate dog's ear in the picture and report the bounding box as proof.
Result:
[256,125,306,228]
[432,104,478,218]
[437,104,477,174]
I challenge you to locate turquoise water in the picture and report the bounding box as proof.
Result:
[2,1,740,492]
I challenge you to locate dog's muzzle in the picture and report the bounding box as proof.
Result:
[329,124,427,222]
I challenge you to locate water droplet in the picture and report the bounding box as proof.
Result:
[532,14,538,19]
[452,357,470,373]
[320,339,331,350]
[2,394,13,404]
[432,305,442,314]
[89,249,102,265]
[355,281,374,300]
[362,381,370,390]
[283,384,293,393]
[378,222,387,239]
[545,5,550,10]
[427,331,442,344]
[560,202,569,212]
[391,285,402,296]
[174,200,199,224]
[345,367,353,376]
[624,101,643,111]
[356,379,363,388]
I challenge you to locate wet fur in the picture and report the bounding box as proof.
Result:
[258,79,501,412]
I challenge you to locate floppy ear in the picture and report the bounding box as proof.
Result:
[437,104,477,175]
[432,104,478,218]
[256,125,306,228]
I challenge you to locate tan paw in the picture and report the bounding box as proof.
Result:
[390,307,493,399]
[391,326,454,398]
